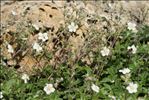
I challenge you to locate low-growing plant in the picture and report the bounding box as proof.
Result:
[0,25,149,100]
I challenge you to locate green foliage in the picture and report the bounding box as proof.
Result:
[0,26,149,100]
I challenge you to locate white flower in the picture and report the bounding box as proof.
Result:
[7,44,14,53]
[108,3,113,9]
[44,84,55,95]
[127,22,138,33]
[108,95,116,100]
[0,92,3,99]
[91,84,99,93]
[100,47,110,56]
[138,97,145,100]
[11,10,17,16]
[60,77,64,81]
[119,68,130,75]
[38,32,48,42]
[126,82,138,94]
[21,73,30,83]
[32,24,39,30]
[111,80,115,83]
[68,22,78,32]
[127,45,137,54]
[33,42,43,52]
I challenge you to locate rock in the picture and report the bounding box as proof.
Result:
[1,1,149,73]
